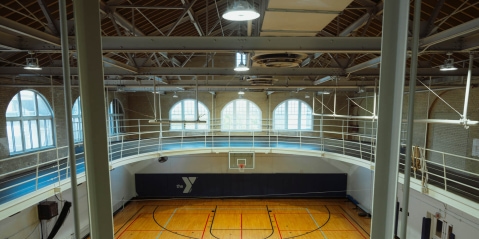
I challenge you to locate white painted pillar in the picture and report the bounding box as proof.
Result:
[370,0,410,238]
[73,0,114,238]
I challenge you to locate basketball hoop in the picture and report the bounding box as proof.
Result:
[238,164,245,172]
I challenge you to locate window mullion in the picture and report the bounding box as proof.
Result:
[298,101,302,130]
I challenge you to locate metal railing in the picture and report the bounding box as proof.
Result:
[1,118,478,206]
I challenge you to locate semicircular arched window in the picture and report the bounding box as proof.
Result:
[6,90,55,154]
[169,99,210,130]
[108,99,125,135]
[273,99,312,130]
[221,99,262,131]
[72,97,83,142]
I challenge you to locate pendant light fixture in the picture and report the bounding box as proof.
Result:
[440,52,458,71]
[234,52,249,71]
[223,1,260,21]
[24,51,42,70]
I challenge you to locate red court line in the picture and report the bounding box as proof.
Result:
[201,214,210,239]
[240,213,243,239]
[117,215,140,239]
[340,213,367,239]
[273,214,283,239]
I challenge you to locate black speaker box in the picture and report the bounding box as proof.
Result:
[38,201,58,220]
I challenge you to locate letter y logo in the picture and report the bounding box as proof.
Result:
[182,177,197,193]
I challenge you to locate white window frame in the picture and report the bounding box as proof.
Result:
[221,99,262,131]
[169,99,210,131]
[108,99,125,136]
[6,90,55,154]
[273,99,313,131]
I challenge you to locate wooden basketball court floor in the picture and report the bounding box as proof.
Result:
[111,198,371,239]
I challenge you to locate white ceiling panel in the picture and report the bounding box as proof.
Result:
[262,12,337,32]
[268,0,354,11]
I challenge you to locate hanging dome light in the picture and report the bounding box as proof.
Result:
[24,52,42,70]
[234,62,250,71]
[222,1,260,21]
[440,52,458,71]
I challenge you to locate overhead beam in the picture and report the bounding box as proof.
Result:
[166,0,198,36]
[0,16,60,45]
[37,0,59,35]
[420,17,479,47]
[108,5,184,10]
[2,67,477,77]
[345,56,381,73]
[0,31,21,50]
[101,36,384,53]
[153,0,227,36]
[181,0,204,36]
[422,0,445,37]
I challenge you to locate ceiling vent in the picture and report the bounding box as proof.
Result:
[245,76,279,85]
[252,53,308,68]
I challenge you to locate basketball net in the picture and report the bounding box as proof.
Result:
[238,164,245,172]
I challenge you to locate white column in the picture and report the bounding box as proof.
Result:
[400,0,421,238]
[371,0,410,238]
[73,0,114,238]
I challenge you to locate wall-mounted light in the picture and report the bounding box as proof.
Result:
[222,1,260,21]
[238,90,245,95]
[440,52,458,71]
[173,92,178,98]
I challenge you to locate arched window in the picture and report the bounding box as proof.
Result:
[221,99,261,131]
[273,99,312,130]
[170,99,209,130]
[108,99,125,135]
[6,90,54,154]
[72,97,83,142]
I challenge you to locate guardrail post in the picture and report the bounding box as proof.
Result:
[35,154,40,190]
[342,120,345,155]
[442,153,447,191]
[300,131,302,149]
[56,159,61,185]
[138,120,141,155]
[120,135,124,159]
[359,135,363,160]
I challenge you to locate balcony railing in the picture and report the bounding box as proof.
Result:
[1,118,478,207]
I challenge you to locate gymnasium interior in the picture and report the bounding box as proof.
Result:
[0,0,479,238]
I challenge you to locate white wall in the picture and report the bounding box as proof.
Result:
[110,165,136,212]
[0,164,136,239]
[0,183,90,239]
[397,184,479,239]
[135,153,348,174]
[347,165,373,212]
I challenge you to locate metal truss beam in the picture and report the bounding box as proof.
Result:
[100,37,383,53]
[153,0,227,36]
[420,17,479,47]
[10,35,472,53]
[2,67,477,77]
[345,56,381,73]
[0,31,21,50]
[339,2,383,37]
[0,16,60,46]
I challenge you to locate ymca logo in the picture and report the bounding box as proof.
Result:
[177,177,197,193]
